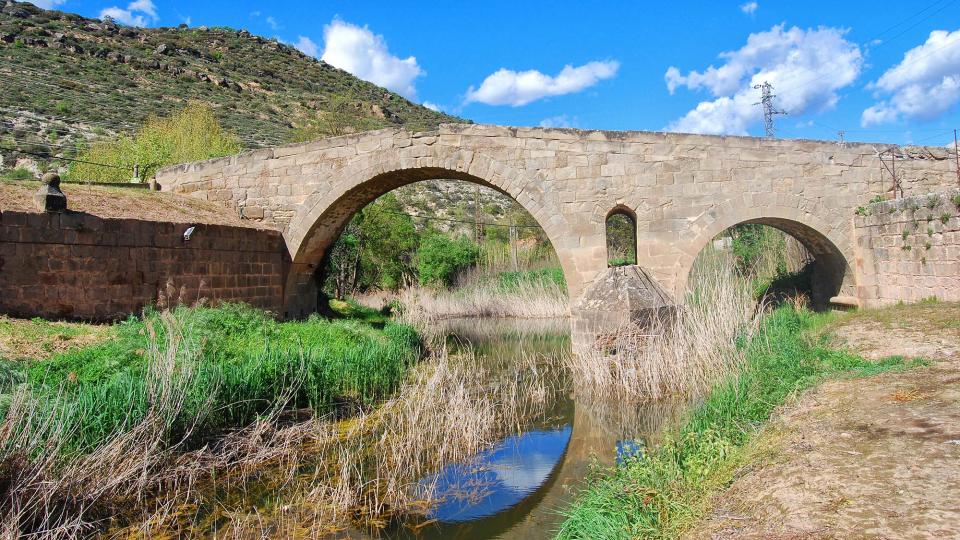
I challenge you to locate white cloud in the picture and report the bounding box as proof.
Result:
[27,0,67,9]
[99,0,157,27]
[295,36,319,58]
[861,29,960,126]
[320,19,424,99]
[464,61,619,107]
[127,0,156,19]
[539,115,578,128]
[665,24,862,135]
[265,16,280,30]
[422,101,442,112]
[740,1,758,15]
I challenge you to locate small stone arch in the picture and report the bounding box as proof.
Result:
[281,152,581,318]
[679,201,854,306]
[605,205,638,267]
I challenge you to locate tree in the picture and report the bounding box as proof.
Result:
[321,193,417,298]
[416,233,479,287]
[66,101,241,182]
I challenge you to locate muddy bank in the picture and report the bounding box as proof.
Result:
[688,303,960,540]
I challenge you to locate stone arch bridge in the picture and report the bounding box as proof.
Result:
[156,123,956,323]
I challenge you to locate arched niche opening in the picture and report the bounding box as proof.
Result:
[605,206,637,267]
[687,217,849,309]
[284,167,569,318]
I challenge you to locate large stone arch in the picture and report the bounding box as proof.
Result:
[281,151,582,318]
[677,197,854,306]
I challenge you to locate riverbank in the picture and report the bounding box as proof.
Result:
[687,301,960,539]
[0,303,422,536]
[556,305,932,539]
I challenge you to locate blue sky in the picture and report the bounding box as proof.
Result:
[30,0,960,145]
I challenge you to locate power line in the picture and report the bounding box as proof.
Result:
[380,209,543,230]
[12,148,127,169]
[785,0,957,91]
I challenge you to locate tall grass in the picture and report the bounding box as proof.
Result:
[395,278,570,325]
[110,341,561,537]
[566,249,759,401]
[556,307,923,539]
[0,304,421,537]
[0,304,560,537]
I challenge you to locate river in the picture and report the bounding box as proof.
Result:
[383,317,683,540]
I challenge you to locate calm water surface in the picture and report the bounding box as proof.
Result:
[384,317,682,540]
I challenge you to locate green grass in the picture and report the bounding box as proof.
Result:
[495,267,566,292]
[3,303,420,454]
[555,307,925,540]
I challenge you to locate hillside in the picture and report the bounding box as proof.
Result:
[0,0,461,175]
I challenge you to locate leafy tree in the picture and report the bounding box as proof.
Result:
[416,233,479,287]
[66,102,241,182]
[322,193,417,297]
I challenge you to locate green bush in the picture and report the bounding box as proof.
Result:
[416,233,479,287]
[1,168,36,181]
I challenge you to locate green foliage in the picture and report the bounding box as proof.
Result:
[7,303,420,453]
[556,307,922,540]
[1,168,35,181]
[606,212,636,266]
[869,194,885,204]
[730,223,787,275]
[495,267,566,292]
[323,193,417,297]
[65,102,242,182]
[953,194,960,208]
[416,233,480,287]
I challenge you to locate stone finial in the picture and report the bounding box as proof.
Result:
[33,172,67,213]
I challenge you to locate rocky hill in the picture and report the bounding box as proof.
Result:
[0,0,461,175]
[0,1,532,237]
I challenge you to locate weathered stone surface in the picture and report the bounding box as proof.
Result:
[154,123,959,318]
[0,210,287,321]
[33,172,67,213]
[854,189,960,307]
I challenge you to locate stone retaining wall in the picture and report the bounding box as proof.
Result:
[854,190,960,307]
[0,210,288,321]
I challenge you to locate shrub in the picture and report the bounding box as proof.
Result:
[1,168,35,181]
[416,233,479,287]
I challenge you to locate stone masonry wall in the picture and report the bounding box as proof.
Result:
[854,190,960,307]
[0,210,288,321]
[156,124,958,313]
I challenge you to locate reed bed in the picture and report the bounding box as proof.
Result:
[392,279,570,326]
[565,249,761,402]
[0,306,561,538]
[115,340,561,538]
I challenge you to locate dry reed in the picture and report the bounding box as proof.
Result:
[566,249,762,402]
[390,279,570,326]
[0,322,560,539]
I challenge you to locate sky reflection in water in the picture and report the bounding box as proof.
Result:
[420,426,573,523]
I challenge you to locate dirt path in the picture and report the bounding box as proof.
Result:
[687,303,960,540]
